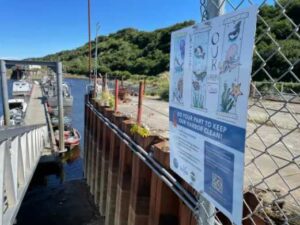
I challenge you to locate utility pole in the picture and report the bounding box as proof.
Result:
[94,22,100,97]
[88,0,92,83]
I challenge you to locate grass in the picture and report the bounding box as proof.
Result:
[94,90,115,108]
[130,123,150,137]
[144,72,170,101]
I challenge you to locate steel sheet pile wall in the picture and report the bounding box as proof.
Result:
[84,97,199,225]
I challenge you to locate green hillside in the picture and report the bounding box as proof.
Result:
[34,1,299,81]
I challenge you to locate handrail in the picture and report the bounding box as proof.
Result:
[0,123,46,142]
[86,101,198,213]
[0,124,48,225]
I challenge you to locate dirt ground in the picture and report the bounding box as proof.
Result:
[118,96,300,207]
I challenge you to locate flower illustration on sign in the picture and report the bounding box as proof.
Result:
[219,44,240,74]
[192,80,200,91]
[221,83,235,113]
[230,83,243,101]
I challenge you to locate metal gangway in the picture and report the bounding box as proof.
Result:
[0,59,67,225]
[0,124,48,225]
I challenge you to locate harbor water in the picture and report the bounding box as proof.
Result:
[0,78,102,225]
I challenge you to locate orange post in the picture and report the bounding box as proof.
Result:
[137,81,144,125]
[115,79,119,113]
[143,78,146,95]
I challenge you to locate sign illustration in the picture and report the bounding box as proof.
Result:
[169,6,258,225]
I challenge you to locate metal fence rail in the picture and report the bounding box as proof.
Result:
[0,124,48,225]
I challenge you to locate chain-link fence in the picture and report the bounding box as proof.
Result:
[98,1,299,224]
[197,1,300,225]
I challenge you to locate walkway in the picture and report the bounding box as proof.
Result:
[24,83,47,125]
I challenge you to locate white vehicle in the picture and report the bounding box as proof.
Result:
[12,80,32,96]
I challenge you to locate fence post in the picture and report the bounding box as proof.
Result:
[56,62,65,152]
[196,1,225,225]
[143,78,146,95]
[0,60,10,126]
[103,74,107,92]
[115,79,119,113]
[206,0,225,18]
[137,81,144,125]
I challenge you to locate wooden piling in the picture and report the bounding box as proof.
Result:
[99,107,114,216]
[93,102,104,204]
[87,102,95,187]
[137,82,144,125]
[114,119,135,225]
[115,79,119,113]
[127,134,163,225]
[105,113,128,225]
[149,141,180,225]
[91,101,98,195]
[84,99,90,179]
[179,183,197,225]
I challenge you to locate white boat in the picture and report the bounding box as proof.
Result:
[12,80,32,96]
[47,83,73,107]
[8,99,28,113]
[0,99,27,126]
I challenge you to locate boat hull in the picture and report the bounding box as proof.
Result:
[48,96,73,107]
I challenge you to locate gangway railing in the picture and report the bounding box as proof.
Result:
[0,124,48,225]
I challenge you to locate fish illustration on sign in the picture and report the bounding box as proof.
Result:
[180,39,185,59]
[228,21,241,41]
[194,45,205,59]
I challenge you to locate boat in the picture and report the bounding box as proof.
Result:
[51,116,72,127]
[8,99,27,115]
[10,67,26,80]
[12,80,33,96]
[0,99,27,126]
[55,127,81,150]
[47,83,73,107]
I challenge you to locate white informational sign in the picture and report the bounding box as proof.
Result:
[169,6,258,224]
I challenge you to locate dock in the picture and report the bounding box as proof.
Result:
[24,83,47,125]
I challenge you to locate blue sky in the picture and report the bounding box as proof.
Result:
[0,0,271,59]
